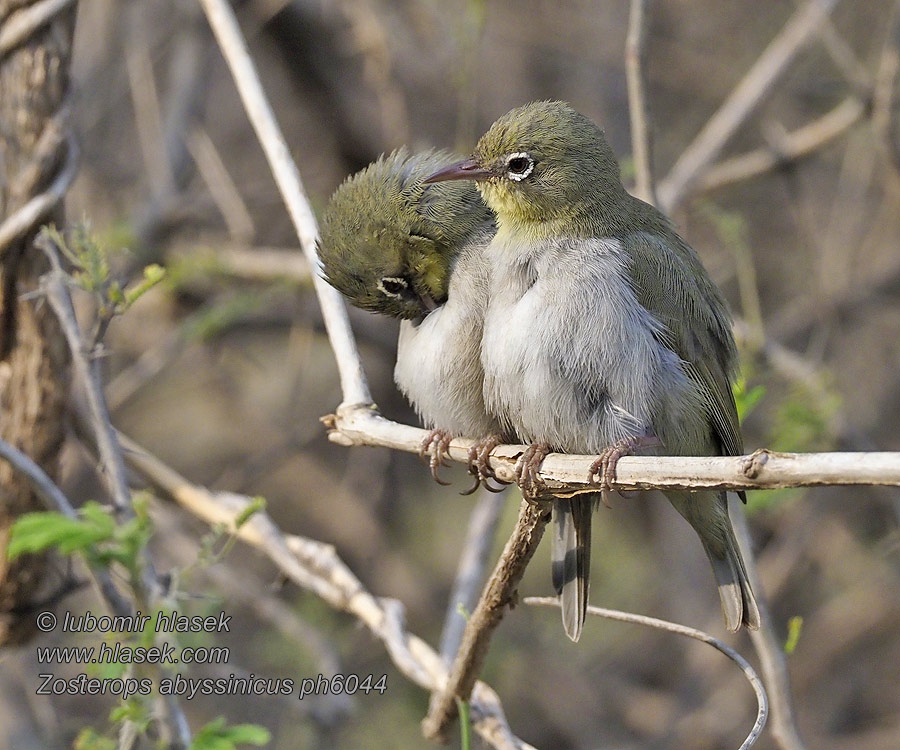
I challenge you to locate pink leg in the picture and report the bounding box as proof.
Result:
[587,435,662,506]
[514,442,552,502]
[419,429,454,486]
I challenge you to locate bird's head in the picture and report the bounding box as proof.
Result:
[425,101,627,237]
[318,148,494,320]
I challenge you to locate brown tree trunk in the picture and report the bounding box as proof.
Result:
[0,0,76,645]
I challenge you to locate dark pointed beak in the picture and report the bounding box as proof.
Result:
[423,158,492,183]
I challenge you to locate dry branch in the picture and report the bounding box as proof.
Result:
[114,430,536,750]
[422,500,549,741]
[525,597,768,750]
[326,405,900,494]
[658,0,844,213]
[625,0,656,204]
[697,97,866,194]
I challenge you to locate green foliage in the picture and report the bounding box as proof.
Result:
[7,500,150,572]
[456,698,472,750]
[41,224,165,321]
[73,728,117,750]
[784,615,804,655]
[733,372,766,425]
[191,718,271,750]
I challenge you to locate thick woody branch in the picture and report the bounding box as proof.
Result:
[326,405,900,493]
[658,0,844,213]
[422,500,549,741]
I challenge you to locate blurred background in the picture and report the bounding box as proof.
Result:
[2,0,900,748]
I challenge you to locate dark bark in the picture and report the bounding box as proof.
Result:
[0,0,76,645]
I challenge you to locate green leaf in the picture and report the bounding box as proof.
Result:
[8,503,116,559]
[784,615,803,655]
[191,718,271,750]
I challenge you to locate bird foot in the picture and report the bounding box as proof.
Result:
[419,429,454,486]
[514,442,552,503]
[461,435,510,495]
[587,435,662,506]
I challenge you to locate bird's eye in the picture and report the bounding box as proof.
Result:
[378,276,409,298]
[505,152,535,181]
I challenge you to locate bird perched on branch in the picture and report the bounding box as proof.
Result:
[425,101,760,641]
[318,148,504,487]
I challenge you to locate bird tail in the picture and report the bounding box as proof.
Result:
[669,490,760,631]
[551,496,594,642]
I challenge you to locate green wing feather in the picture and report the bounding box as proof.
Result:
[622,214,744,460]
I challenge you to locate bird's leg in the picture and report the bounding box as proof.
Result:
[514,442,552,504]
[419,429,454,486]
[461,434,510,495]
[588,435,662,506]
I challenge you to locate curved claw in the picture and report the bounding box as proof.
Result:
[514,442,551,501]
[420,429,454,486]
[460,435,510,496]
[587,435,662,507]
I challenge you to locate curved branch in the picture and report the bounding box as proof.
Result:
[525,597,768,750]
[114,429,536,750]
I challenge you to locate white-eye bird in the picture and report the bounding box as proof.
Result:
[317,149,504,486]
[425,101,761,641]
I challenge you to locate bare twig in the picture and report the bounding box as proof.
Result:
[35,237,191,748]
[327,405,900,493]
[439,488,509,664]
[114,430,535,750]
[625,0,656,204]
[197,0,370,406]
[422,500,549,741]
[658,0,844,213]
[0,0,75,58]
[696,97,866,194]
[187,127,255,243]
[37,239,133,518]
[525,597,768,750]
[732,506,807,750]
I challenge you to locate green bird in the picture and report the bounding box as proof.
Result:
[318,148,504,483]
[426,101,760,641]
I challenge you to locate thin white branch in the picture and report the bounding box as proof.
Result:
[658,0,843,213]
[197,0,371,406]
[625,0,656,204]
[327,405,900,493]
[525,597,768,750]
[732,505,807,750]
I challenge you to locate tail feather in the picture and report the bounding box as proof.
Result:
[551,496,594,642]
[668,491,760,631]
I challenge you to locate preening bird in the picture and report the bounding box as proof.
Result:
[318,149,503,483]
[426,101,760,641]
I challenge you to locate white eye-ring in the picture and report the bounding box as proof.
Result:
[505,152,535,181]
[378,276,408,298]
